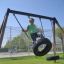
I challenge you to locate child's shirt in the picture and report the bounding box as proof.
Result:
[27,24,38,34]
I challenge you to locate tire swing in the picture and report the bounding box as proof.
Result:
[13,14,52,56]
[33,18,52,56]
[33,38,52,56]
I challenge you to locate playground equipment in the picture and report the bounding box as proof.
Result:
[13,13,52,56]
[0,8,64,61]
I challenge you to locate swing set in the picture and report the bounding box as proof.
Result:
[0,8,64,61]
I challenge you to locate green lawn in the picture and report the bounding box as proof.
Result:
[0,54,64,64]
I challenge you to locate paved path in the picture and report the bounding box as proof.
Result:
[0,52,62,58]
[0,52,34,58]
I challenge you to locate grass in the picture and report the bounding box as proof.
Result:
[0,54,64,64]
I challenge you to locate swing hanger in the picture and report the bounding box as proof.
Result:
[39,18,45,37]
[13,13,30,39]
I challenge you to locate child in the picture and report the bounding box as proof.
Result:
[23,18,39,44]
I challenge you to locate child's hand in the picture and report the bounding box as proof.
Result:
[22,29,28,32]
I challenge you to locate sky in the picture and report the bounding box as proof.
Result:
[0,0,64,26]
[0,0,64,47]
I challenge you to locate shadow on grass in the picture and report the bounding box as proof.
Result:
[0,56,41,60]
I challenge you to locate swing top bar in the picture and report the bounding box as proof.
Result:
[7,8,64,33]
[7,8,53,20]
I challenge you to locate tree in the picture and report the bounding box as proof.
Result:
[4,32,32,52]
[55,28,64,40]
[55,27,64,54]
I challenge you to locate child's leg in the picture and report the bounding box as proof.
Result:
[30,33,38,44]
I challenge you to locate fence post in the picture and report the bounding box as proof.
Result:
[52,20,56,62]
[61,34,64,58]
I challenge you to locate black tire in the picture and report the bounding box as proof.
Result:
[33,38,52,56]
[47,56,60,61]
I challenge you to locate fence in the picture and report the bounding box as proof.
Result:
[1,26,63,53]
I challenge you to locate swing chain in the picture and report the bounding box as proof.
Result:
[39,18,45,37]
[13,13,30,39]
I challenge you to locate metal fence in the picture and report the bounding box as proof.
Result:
[1,26,63,53]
